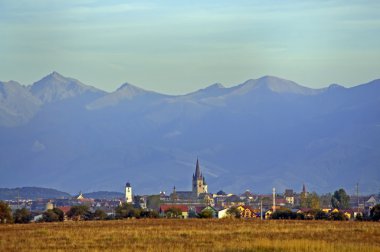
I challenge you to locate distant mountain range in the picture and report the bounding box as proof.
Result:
[1,72,379,195]
[0,187,71,200]
[0,187,124,200]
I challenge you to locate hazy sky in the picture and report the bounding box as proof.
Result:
[1,0,380,94]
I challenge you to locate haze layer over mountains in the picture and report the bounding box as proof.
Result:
[0,72,379,194]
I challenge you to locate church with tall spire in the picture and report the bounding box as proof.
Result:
[192,158,208,196]
[170,158,208,201]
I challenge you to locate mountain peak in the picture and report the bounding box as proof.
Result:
[30,72,103,103]
[205,83,225,89]
[117,82,147,93]
[45,71,65,81]
[234,76,319,95]
[328,83,346,90]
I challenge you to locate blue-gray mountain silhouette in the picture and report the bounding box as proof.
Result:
[0,72,379,195]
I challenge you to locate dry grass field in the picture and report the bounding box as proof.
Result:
[0,219,379,252]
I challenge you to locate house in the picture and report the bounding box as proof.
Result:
[159,204,189,219]
[366,196,377,207]
[237,205,259,218]
[217,208,229,219]
[276,198,287,206]
[57,206,71,221]
[284,189,295,205]
[224,195,244,207]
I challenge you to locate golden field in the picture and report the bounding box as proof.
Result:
[0,219,379,252]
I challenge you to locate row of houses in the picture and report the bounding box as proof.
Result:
[158,204,367,220]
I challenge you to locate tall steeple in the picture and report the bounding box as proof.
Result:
[194,158,201,178]
[302,183,307,195]
[192,158,207,196]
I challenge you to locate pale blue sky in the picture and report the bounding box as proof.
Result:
[1,0,380,94]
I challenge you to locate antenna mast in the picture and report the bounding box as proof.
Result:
[356,182,359,213]
[272,187,276,212]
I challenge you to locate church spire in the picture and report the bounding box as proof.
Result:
[195,158,201,178]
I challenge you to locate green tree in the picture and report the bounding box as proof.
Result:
[300,192,308,208]
[271,209,297,220]
[309,192,320,209]
[315,210,328,220]
[67,205,91,221]
[115,203,140,219]
[164,207,183,218]
[198,209,213,218]
[42,209,60,222]
[227,206,241,218]
[93,209,107,220]
[320,193,332,208]
[52,208,64,222]
[330,211,347,221]
[140,209,159,218]
[331,189,350,209]
[147,195,162,210]
[370,204,380,221]
[13,208,32,224]
[0,201,13,224]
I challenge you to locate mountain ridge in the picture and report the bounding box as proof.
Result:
[0,72,379,195]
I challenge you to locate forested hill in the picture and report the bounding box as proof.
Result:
[0,187,71,200]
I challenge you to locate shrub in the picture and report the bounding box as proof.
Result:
[370,204,380,221]
[330,211,347,221]
[42,210,59,222]
[315,210,328,220]
[198,209,214,219]
[13,208,32,224]
[227,206,241,218]
[67,205,91,221]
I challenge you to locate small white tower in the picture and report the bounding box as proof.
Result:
[125,182,133,204]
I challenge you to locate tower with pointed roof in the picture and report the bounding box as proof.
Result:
[192,158,208,196]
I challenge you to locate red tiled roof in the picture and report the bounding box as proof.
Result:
[195,206,206,214]
[276,198,287,204]
[57,206,71,214]
[79,198,94,202]
[160,204,189,213]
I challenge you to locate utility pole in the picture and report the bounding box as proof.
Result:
[356,183,359,213]
[260,197,263,220]
[16,190,20,209]
[272,187,276,213]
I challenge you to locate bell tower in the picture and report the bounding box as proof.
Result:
[125,182,133,203]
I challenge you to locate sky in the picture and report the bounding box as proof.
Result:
[1,0,380,94]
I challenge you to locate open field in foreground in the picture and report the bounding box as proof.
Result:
[1,219,379,252]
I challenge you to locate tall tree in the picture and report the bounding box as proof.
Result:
[309,192,321,209]
[331,189,350,209]
[147,195,161,210]
[0,201,13,224]
[300,192,308,208]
